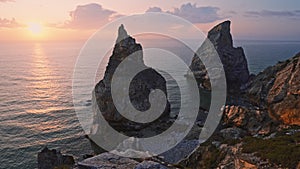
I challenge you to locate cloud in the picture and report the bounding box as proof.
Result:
[62,3,122,29]
[0,18,24,28]
[227,11,237,15]
[146,3,224,23]
[58,3,224,29]
[0,0,14,2]
[146,7,162,13]
[245,10,300,18]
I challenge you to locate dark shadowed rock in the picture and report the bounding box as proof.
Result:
[89,24,171,153]
[159,139,199,164]
[37,147,75,169]
[189,20,250,93]
[134,161,168,169]
[220,127,246,140]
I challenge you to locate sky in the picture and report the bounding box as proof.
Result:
[1,0,300,41]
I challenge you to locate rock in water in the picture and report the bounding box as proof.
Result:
[189,20,250,92]
[247,52,300,125]
[37,147,74,169]
[90,24,171,151]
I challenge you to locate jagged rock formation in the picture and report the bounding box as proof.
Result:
[92,24,171,137]
[74,21,300,169]
[179,141,287,169]
[87,24,201,165]
[222,105,277,136]
[180,52,300,169]
[189,20,250,92]
[37,147,75,169]
[247,52,300,125]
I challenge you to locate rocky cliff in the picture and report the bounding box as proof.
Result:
[247,52,300,125]
[189,20,250,92]
[181,52,300,169]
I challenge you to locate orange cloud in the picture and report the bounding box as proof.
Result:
[0,18,24,28]
[59,3,123,29]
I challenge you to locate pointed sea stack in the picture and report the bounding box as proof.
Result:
[189,20,250,93]
[91,24,171,138]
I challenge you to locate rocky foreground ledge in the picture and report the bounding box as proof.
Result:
[38,21,300,169]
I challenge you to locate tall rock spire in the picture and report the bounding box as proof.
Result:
[189,20,250,93]
[92,24,171,139]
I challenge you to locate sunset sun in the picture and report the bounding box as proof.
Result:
[27,22,43,36]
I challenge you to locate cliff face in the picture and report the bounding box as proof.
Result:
[181,52,300,169]
[92,25,171,137]
[189,20,250,92]
[247,53,300,125]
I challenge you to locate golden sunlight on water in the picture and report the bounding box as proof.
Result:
[0,41,92,169]
[22,43,65,139]
[27,43,59,113]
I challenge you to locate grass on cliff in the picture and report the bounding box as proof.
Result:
[180,144,226,169]
[242,132,300,168]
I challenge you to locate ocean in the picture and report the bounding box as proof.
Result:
[0,40,299,169]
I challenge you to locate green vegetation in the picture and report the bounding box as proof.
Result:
[242,132,300,168]
[223,138,241,146]
[181,144,226,169]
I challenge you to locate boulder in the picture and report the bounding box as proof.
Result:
[220,127,246,140]
[78,153,138,169]
[159,139,199,164]
[78,153,171,169]
[37,147,75,169]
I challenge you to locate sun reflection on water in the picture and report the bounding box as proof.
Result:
[28,43,60,110]
[24,43,64,133]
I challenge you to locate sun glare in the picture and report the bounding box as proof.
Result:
[27,22,43,36]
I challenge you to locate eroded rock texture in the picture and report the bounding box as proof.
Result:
[91,24,171,139]
[189,20,250,92]
[247,53,300,125]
